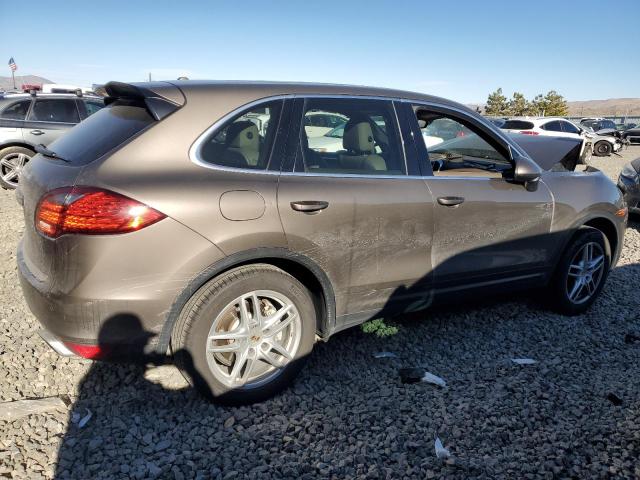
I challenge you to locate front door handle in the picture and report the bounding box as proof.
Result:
[30,130,45,136]
[437,196,465,207]
[290,200,329,213]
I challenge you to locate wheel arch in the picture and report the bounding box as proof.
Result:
[583,216,619,260]
[0,141,37,152]
[157,247,336,354]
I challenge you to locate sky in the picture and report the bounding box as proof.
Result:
[0,0,638,104]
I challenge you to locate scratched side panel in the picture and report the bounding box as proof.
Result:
[277,175,434,317]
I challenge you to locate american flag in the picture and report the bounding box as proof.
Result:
[8,57,17,72]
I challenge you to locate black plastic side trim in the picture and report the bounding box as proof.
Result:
[156,248,337,354]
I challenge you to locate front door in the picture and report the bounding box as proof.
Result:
[277,97,435,327]
[407,103,555,291]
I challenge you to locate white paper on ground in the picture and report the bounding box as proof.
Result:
[422,372,446,387]
[511,358,537,365]
[434,437,451,459]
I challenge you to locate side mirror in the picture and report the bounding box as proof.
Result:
[510,147,542,192]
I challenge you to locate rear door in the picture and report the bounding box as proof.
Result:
[23,97,80,146]
[277,97,435,328]
[406,102,555,292]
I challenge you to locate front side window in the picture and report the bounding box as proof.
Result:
[541,121,562,132]
[415,107,511,177]
[199,101,282,170]
[561,121,580,134]
[297,98,405,175]
[0,100,31,120]
[29,99,80,123]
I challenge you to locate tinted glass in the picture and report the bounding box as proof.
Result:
[46,100,155,165]
[298,98,405,175]
[542,121,562,132]
[415,108,510,177]
[200,101,282,170]
[29,99,80,123]
[84,100,104,117]
[502,120,534,130]
[0,100,31,120]
[561,121,580,134]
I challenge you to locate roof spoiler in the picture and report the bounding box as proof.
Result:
[104,81,185,121]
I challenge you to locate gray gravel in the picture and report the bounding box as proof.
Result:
[1,148,640,479]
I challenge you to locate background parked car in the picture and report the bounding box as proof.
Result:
[579,117,617,132]
[622,125,640,145]
[0,92,104,189]
[303,111,347,137]
[501,117,595,161]
[617,156,640,213]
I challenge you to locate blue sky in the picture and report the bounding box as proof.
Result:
[1,0,638,103]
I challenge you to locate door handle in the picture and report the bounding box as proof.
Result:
[437,196,465,207]
[290,200,329,213]
[30,130,45,136]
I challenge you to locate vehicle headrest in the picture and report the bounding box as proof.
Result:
[227,121,259,151]
[343,120,375,154]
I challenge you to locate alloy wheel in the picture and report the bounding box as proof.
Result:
[0,152,31,186]
[566,242,605,304]
[205,290,301,389]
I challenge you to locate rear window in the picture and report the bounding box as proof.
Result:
[0,99,31,120]
[502,120,535,130]
[45,100,155,165]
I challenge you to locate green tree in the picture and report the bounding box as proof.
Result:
[528,94,547,116]
[508,92,529,116]
[485,88,509,116]
[543,90,568,116]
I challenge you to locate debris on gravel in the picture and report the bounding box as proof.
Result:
[1,149,640,479]
[511,358,537,365]
[0,397,68,421]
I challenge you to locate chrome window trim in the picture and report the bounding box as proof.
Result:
[189,93,524,181]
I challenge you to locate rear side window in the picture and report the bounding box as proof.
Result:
[84,100,104,117]
[29,99,80,123]
[0,100,31,120]
[297,98,405,175]
[502,120,534,130]
[199,100,282,170]
[45,100,155,165]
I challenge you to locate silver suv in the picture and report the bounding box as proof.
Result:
[0,92,104,189]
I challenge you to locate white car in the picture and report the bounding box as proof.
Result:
[501,117,606,159]
[303,111,348,137]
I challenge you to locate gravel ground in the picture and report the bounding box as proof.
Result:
[1,147,640,479]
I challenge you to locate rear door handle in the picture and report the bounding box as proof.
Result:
[290,201,329,213]
[437,196,465,207]
[30,130,45,136]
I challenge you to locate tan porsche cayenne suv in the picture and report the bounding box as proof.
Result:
[17,81,626,403]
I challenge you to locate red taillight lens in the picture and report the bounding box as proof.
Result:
[519,130,539,135]
[36,187,166,238]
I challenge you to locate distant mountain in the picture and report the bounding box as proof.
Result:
[469,98,640,117]
[0,75,53,91]
[566,98,640,117]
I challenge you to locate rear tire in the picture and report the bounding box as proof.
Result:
[547,227,610,315]
[593,141,612,157]
[0,146,33,189]
[172,264,316,404]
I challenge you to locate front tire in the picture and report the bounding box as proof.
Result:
[172,264,316,404]
[593,141,612,157]
[0,146,33,189]
[548,227,610,315]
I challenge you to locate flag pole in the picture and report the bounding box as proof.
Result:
[11,69,16,90]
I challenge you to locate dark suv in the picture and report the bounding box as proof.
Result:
[17,81,626,404]
[0,92,104,189]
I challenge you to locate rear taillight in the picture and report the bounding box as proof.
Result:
[519,130,539,135]
[35,187,166,238]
